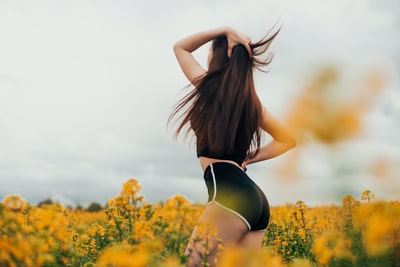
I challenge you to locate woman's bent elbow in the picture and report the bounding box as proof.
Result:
[287,137,296,150]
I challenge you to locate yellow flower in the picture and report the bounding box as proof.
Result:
[2,195,27,212]
[161,256,185,267]
[361,190,375,202]
[312,230,354,265]
[218,247,287,267]
[132,221,154,241]
[96,243,150,267]
[289,258,314,267]
[362,205,395,256]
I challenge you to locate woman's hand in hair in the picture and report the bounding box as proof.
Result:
[225,27,252,58]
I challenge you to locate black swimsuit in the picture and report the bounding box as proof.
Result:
[202,162,270,231]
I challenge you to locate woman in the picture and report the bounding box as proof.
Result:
[170,26,296,266]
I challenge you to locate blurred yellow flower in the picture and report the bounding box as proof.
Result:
[1,178,399,267]
[361,190,375,203]
[218,247,287,267]
[3,195,27,212]
[96,243,150,267]
[312,230,354,265]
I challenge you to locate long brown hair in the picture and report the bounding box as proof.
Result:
[169,27,281,162]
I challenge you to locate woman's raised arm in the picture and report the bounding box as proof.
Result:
[173,27,252,84]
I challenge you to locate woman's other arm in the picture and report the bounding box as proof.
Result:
[246,107,296,165]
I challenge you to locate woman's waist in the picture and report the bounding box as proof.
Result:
[199,156,244,173]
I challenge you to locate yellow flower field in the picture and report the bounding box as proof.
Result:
[1,179,399,267]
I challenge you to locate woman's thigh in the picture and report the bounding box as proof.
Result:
[186,203,248,266]
[237,230,266,249]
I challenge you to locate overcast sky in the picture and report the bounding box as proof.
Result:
[1,0,399,207]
